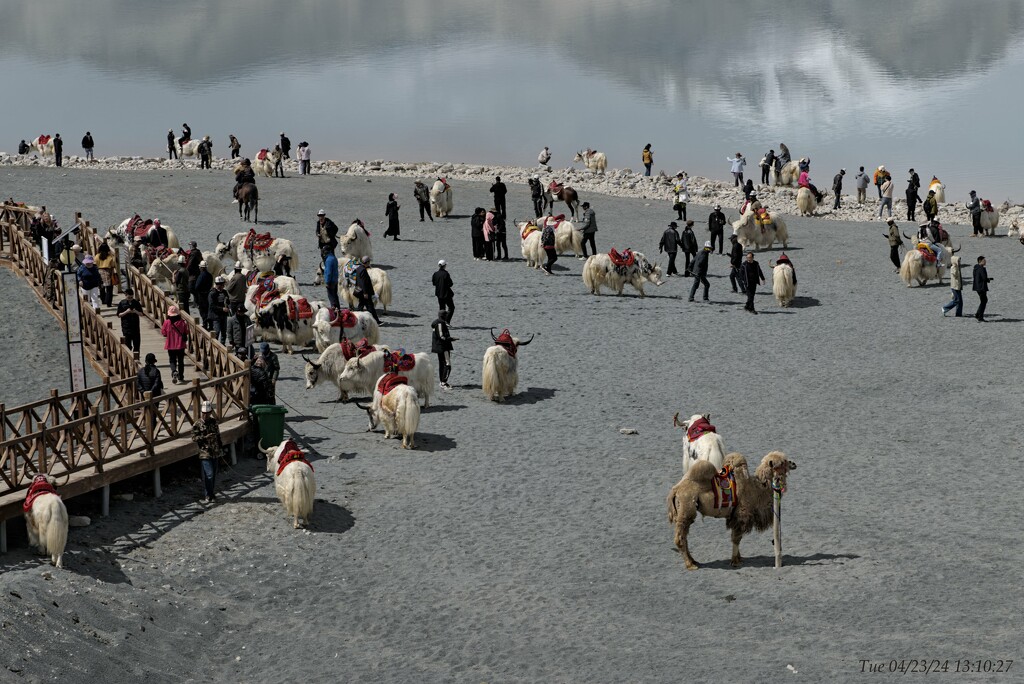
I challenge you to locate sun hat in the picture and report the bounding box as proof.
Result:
[714,204,721,210]
[317,209,326,216]
[189,240,197,247]
[167,305,179,316]
[438,259,446,266]
[201,400,214,413]
[668,221,678,228]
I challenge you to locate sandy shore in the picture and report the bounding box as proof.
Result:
[1,166,1021,682]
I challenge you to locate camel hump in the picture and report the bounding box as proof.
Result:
[684,460,718,485]
[723,452,748,474]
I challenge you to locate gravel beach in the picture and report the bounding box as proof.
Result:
[1,164,1021,682]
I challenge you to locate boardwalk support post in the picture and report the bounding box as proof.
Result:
[229,441,238,466]
[101,485,110,517]
[1,520,6,553]
[153,467,162,498]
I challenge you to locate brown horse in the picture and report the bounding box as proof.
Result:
[547,182,580,218]
[237,183,259,223]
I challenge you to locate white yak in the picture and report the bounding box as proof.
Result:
[732,203,789,251]
[339,220,373,261]
[582,249,664,296]
[573,149,608,174]
[672,413,726,476]
[311,306,380,352]
[978,202,1001,236]
[304,339,390,401]
[262,439,316,529]
[216,230,300,274]
[252,148,282,177]
[338,349,434,407]
[900,241,957,287]
[771,259,797,307]
[244,274,302,315]
[430,178,454,218]
[23,475,69,568]
[770,160,800,187]
[795,187,819,216]
[29,135,56,157]
[519,223,544,269]
[482,328,534,402]
[356,374,421,449]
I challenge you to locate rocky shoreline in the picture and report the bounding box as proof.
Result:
[5,152,1020,229]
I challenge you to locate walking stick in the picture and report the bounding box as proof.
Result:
[773,474,783,568]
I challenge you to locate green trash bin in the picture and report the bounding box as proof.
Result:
[251,404,288,448]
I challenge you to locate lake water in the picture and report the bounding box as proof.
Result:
[3,0,1024,201]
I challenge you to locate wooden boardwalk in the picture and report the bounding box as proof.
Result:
[0,204,251,551]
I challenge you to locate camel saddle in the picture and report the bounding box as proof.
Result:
[383,350,416,373]
[915,243,937,263]
[243,228,274,252]
[327,307,358,328]
[339,337,375,361]
[285,297,314,322]
[520,221,539,240]
[711,465,737,512]
[125,215,154,240]
[494,329,519,358]
[275,439,313,476]
[22,475,58,512]
[257,148,268,161]
[686,418,716,443]
[377,373,408,396]
[37,135,51,145]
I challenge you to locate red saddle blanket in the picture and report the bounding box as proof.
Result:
[328,308,358,328]
[982,199,994,213]
[249,276,279,305]
[126,215,154,240]
[23,475,58,512]
[285,297,314,321]
[377,373,408,396]
[275,439,313,476]
[521,222,539,240]
[339,337,375,360]
[686,418,716,442]
[246,270,275,287]
[436,177,450,191]
[257,148,268,161]
[383,350,416,373]
[916,245,937,263]
[548,181,563,194]
[711,466,737,511]
[149,245,174,263]
[243,228,274,252]
[608,248,635,268]
[37,135,51,145]
[494,329,518,358]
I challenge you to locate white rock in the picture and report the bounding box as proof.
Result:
[68,516,91,528]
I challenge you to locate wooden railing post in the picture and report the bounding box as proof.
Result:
[143,391,154,456]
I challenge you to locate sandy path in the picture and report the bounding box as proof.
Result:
[0,167,1021,681]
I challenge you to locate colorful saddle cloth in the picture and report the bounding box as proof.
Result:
[711,466,737,512]
[23,475,58,512]
[275,439,313,476]
[328,308,358,328]
[686,418,717,442]
[383,349,416,373]
[243,228,274,252]
[285,297,314,321]
[377,373,408,396]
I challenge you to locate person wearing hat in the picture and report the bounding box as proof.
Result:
[161,305,190,384]
[226,303,251,357]
[185,240,202,287]
[315,209,339,253]
[687,241,713,302]
[832,169,846,210]
[209,275,230,343]
[431,309,456,390]
[680,220,698,276]
[279,132,291,159]
[226,261,247,308]
[197,134,213,170]
[873,165,890,199]
[172,254,191,315]
[707,204,726,254]
[193,260,213,328]
[117,288,144,352]
[233,157,256,201]
[95,241,117,306]
[659,222,684,276]
[883,218,904,272]
[854,166,870,205]
[577,201,598,258]
[137,353,164,429]
[726,152,746,187]
[76,254,103,312]
[741,251,766,314]
[528,176,545,218]
[323,246,340,310]
[191,401,223,503]
[151,218,169,249]
[414,181,434,222]
[966,191,983,236]
[728,234,746,293]
[272,143,285,177]
[432,259,455,323]
[167,129,178,160]
[923,189,939,222]
[490,176,508,220]
[259,342,280,402]
[353,255,381,323]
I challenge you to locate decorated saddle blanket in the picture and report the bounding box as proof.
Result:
[23,475,58,512]
[126,215,154,240]
[711,465,737,511]
[257,148,268,161]
[436,177,450,191]
[275,439,313,476]
[37,135,51,146]
[149,245,174,263]
[328,307,358,328]
[285,297,314,321]
[249,276,279,306]
[494,329,519,358]
[377,373,408,396]
[520,221,539,240]
[246,270,276,287]
[548,181,563,194]
[608,248,635,268]
[915,243,937,262]
[383,349,416,373]
[243,228,274,252]
[686,418,717,442]
[339,337,375,360]
[343,257,361,286]
[754,207,772,226]
[982,199,994,213]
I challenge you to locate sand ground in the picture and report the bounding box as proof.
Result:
[1,166,1021,682]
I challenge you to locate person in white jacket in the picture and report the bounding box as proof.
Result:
[726,153,746,187]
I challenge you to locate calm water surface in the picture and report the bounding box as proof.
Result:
[3,0,1024,200]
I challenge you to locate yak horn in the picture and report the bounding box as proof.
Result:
[490,328,498,342]
[902,231,913,240]
[517,333,535,346]
[301,354,313,364]
[257,438,275,455]
[672,412,682,428]
[951,243,962,254]
[354,401,371,412]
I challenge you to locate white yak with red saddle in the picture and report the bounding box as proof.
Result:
[311,306,381,352]
[519,220,544,268]
[672,413,726,476]
[243,272,302,314]
[518,215,582,262]
[106,215,182,250]
[732,200,789,251]
[252,147,282,177]
[303,337,389,401]
[22,473,69,569]
[429,177,454,218]
[582,248,663,296]
[356,373,421,449]
[900,240,956,287]
[216,229,300,274]
[337,348,435,407]
[29,134,55,157]
[261,439,316,529]
[253,294,320,353]
[338,219,373,261]
[482,328,534,402]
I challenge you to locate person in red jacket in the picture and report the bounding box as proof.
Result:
[161,305,190,384]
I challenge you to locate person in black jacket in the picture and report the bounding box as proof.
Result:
[198,136,212,170]
[471,207,485,259]
[315,209,339,253]
[905,177,923,221]
[137,353,164,427]
[208,276,230,342]
[433,259,455,322]
[659,222,683,276]
[680,220,698,276]
[384,193,401,240]
[742,252,766,314]
[233,159,255,201]
[179,123,191,146]
[728,234,746,293]
[492,213,508,260]
[529,177,544,218]
[490,176,508,220]
[973,256,991,322]
[82,132,94,161]
[353,256,381,323]
[279,132,291,159]
[707,204,726,254]
[541,219,557,275]
[742,178,755,201]
[117,288,144,352]
[167,129,177,159]
[762,150,775,184]
[688,241,712,302]
[832,169,845,210]
[193,262,213,328]
[431,310,456,390]
[226,304,250,355]
[53,134,63,167]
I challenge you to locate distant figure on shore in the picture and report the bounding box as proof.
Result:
[297,141,311,175]
[578,201,597,258]
[761,149,775,184]
[384,193,400,240]
[673,173,688,221]
[53,134,63,167]
[905,174,922,221]
[228,134,241,159]
[923,189,938,222]
[854,166,869,204]
[883,218,903,272]
[832,169,845,209]
[642,143,653,176]
[659,221,683,276]
[414,180,433,222]
[873,165,889,199]
[528,176,544,217]
[198,136,212,170]
[707,204,726,254]
[726,152,745,187]
[878,174,894,218]
[490,176,508,220]
[81,132,94,161]
[273,144,285,177]
[966,190,982,236]
[433,259,455,323]
[280,132,291,159]
[538,146,551,169]
[167,130,177,159]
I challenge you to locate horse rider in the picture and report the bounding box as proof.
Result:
[233,159,256,201]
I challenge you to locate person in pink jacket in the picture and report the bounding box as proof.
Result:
[798,170,822,203]
[161,305,190,384]
[482,209,497,261]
